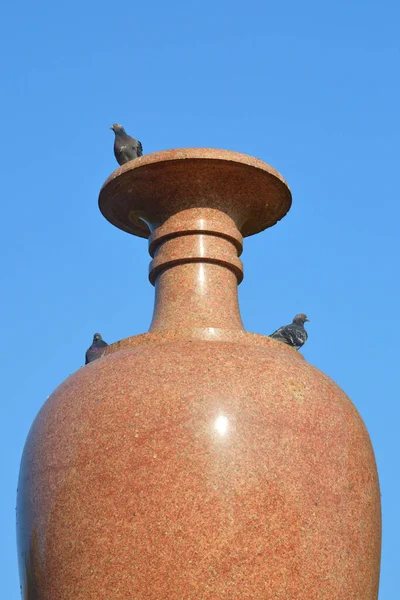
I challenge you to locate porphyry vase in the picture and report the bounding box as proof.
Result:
[17,149,381,599]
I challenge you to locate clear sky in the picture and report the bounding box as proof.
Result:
[1,0,398,597]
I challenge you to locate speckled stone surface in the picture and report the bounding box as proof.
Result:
[17,149,381,599]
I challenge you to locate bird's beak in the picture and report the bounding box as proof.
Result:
[306,318,310,322]
[109,126,113,130]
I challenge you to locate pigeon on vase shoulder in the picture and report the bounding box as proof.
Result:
[269,314,310,350]
[85,333,108,365]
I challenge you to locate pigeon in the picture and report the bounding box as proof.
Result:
[85,333,108,365]
[110,123,143,165]
[269,314,310,350]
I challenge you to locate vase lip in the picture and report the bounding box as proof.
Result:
[98,148,292,239]
[101,148,291,191]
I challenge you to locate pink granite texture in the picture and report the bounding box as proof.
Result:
[17,149,381,599]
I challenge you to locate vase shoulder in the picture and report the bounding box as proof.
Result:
[103,329,306,358]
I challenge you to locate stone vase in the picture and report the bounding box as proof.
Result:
[17,149,381,599]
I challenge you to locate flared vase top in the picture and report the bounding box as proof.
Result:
[98,148,292,239]
[98,148,292,335]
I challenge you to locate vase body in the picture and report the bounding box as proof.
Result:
[17,150,381,599]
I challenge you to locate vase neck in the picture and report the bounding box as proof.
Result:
[148,209,245,332]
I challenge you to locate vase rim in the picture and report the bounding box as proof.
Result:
[98,147,292,239]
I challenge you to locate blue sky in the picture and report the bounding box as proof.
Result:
[1,0,399,596]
